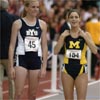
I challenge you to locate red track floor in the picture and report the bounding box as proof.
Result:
[3,71,59,100]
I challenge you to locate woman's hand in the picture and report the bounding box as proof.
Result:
[79,28,98,54]
[39,67,46,78]
[8,67,15,80]
[54,30,70,54]
[61,30,70,38]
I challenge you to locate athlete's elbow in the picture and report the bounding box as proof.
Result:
[92,47,98,55]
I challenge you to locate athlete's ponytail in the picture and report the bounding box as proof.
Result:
[21,8,26,17]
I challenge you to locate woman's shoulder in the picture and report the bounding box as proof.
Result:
[13,19,22,29]
[84,31,91,38]
[38,19,47,25]
[38,19,47,29]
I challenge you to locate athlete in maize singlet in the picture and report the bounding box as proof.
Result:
[54,9,100,100]
[63,34,87,80]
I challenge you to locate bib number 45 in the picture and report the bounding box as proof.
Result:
[28,40,36,48]
[24,37,39,52]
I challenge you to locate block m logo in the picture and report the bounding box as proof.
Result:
[69,41,80,48]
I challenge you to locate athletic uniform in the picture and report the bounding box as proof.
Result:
[62,34,88,80]
[14,18,42,70]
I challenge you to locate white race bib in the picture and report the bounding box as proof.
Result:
[66,50,81,59]
[24,37,39,52]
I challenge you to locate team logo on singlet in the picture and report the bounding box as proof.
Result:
[24,29,40,52]
[69,41,80,48]
[26,29,38,36]
[66,41,81,59]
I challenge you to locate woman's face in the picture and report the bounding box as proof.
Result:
[26,1,39,17]
[68,12,80,28]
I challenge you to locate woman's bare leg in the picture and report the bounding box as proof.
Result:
[28,69,40,100]
[14,66,28,99]
[75,73,88,100]
[61,72,74,100]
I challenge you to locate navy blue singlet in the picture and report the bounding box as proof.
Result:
[14,18,42,70]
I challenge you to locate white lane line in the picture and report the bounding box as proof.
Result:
[3,79,100,96]
[36,94,59,100]
[36,80,100,100]
[88,80,100,86]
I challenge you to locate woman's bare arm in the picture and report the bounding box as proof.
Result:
[79,30,98,54]
[54,30,69,54]
[8,19,21,68]
[40,20,48,70]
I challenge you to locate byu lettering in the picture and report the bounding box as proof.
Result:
[26,29,38,36]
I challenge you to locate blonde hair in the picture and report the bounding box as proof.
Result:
[22,0,39,17]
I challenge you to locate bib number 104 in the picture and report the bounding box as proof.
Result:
[66,50,81,59]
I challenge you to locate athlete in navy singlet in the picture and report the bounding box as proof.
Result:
[8,0,48,99]
[15,18,42,70]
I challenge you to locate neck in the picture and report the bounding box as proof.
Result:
[25,15,36,22]
[70,27,80,34]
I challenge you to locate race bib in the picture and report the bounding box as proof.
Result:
[66,50,81,59]
[24,37,39,52]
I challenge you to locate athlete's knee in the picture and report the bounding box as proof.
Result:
[77,95,86,100]
[29,91,37,100]
[15,90,23,99]
[64,94,74,100]
[29,95,36,100]
[29,94,36,100]
[65,97,74,100]
[15,93,22,99]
